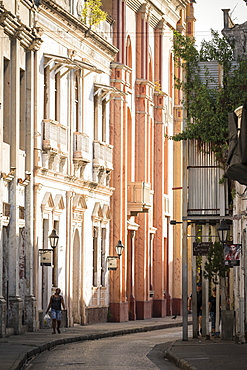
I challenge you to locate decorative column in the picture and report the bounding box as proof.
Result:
[109,63,128,322]
[134,8,152,320]
[153,94,166,317]
[0,27,7,338]
[25,50,36,331]
[8,38,23,334]
[128,230,136,320]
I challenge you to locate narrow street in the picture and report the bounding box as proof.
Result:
[25,327,183,369]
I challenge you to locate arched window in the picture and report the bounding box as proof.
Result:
[148,49,153,83]
[126,36,132,86]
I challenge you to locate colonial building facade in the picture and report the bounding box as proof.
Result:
[104,0,194,321]
[0,0,118,335]
[0,0,194,336]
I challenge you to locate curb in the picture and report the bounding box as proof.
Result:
[16,321,189,370]
[165,342,197,370]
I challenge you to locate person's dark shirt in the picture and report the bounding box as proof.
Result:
[51,295,62,310]
[209,295,216,313]
[197,290,202,311]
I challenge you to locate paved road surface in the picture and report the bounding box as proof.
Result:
[25,327,184,369]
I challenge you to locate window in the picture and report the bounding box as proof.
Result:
[20,69,26,150]
[55,73,60,122]
[94,88,107,142]
[44,66,50,119]
[93,227,98,286]
[3,58,11,144]
[94,93,99,140]
[53,221,59,287]
[102,99,106,142]
[74,72,79,132]
[100,228,106,286]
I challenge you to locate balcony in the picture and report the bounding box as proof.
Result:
[93,141,113,171]
[128,182,151,216]
[135,80,154,101]
[73,132,91,163]
[43,119,67,153]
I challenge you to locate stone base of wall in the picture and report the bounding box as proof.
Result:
[108,302,128,322]
[0,297,6,338]
[171,298,182,316]
[152,299,167,317]
[129,294,136,320]
[166,294,172,316]
[25,295,36,331]
[86,306,108,325]
[136,300,152,320]
[8,296,23,334]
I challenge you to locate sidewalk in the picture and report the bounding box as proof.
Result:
[2,315,247,370]
[165,336,247,370]
[0,315,186,370]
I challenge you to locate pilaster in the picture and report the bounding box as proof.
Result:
[8,37,23,333]
[25,295,37,331]
[109,64,128,322]
[0,297,6,337]
[24,50,36,330]
[152,94,166,317]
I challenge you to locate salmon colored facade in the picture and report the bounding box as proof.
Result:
[103,0,195,321]
[172,2,196,315]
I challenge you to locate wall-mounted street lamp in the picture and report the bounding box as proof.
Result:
[39,229,59,270]
[107,240,124,270]
[217,219,230,244]
[48,229,59,249]
[115,240,124,258]
[48,229,59,287]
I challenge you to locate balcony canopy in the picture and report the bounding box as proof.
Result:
[44,53,103,77]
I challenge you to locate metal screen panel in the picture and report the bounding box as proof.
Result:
[187,140,223,216]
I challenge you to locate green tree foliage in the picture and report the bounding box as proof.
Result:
[82,0,107,27]
[203,241,229,283]
[172,29,247,163]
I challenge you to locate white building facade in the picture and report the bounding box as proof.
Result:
[0,0,118,336]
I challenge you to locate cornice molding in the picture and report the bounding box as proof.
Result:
[39,0,118,58]
[0,4,43,50]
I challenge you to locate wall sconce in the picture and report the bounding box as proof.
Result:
[1,167,16,182]
[115,240,124,258]
[17,171,31,185]
[48,228,59,249]
[217,219,230,244]
[107,240,124,270]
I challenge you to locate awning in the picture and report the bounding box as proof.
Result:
[94,83,127,102]
[44,54,103,77]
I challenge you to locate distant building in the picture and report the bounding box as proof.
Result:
[103,0,195,321]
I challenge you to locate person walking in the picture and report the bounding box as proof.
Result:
[46,288,65,334]
[188,282,202,336]
[209,287,219,336]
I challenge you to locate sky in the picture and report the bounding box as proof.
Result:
[194,0,247,47]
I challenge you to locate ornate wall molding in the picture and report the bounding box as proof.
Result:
[0,4,43,50]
